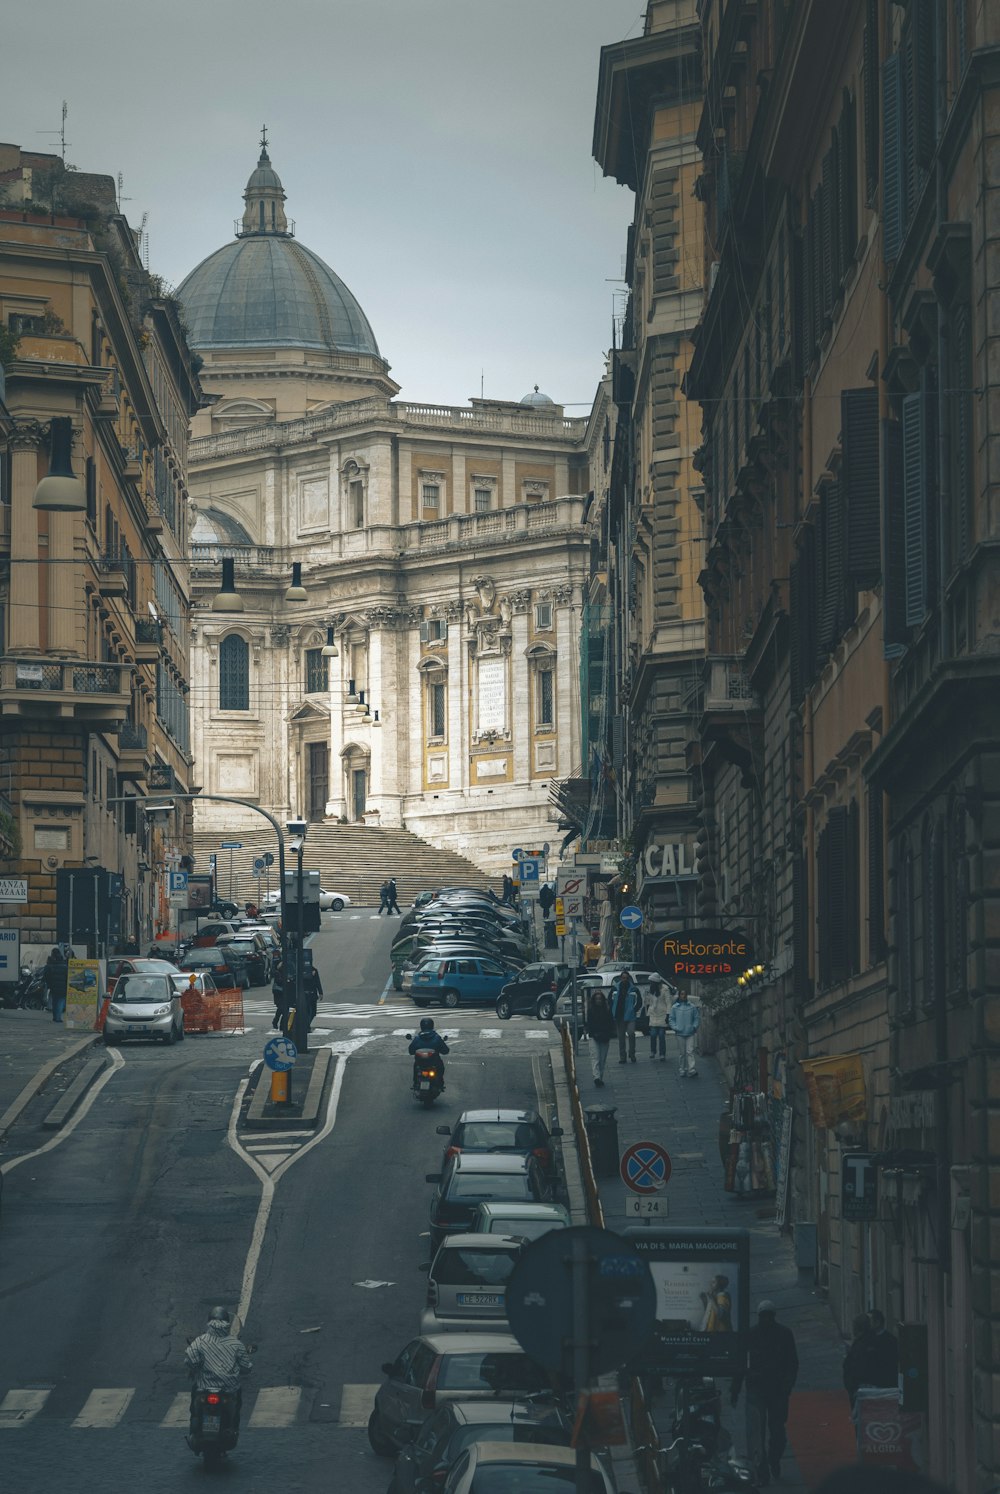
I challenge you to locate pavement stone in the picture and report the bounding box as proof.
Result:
[0,1007,99,1141]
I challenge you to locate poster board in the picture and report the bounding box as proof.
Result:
[66,957,104,1029]
[626,1226,750,1377]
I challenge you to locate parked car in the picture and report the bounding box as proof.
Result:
[397,921,529,962]
[216,932,272,986]
[442,1441,616,1493]
[426,1154,551,1252]
[411,956,522,1010]
[176,946,247,990]
[238,923,281,954]
[368,1333,552,1457]
[105,956,177,996]
[171,970,225,1034]
[394,940,525,991]
[387,1398,573,1494]
[496,963,571,1021]
[435,1108,562,1181]
[471,1202,572,1241]
[104,973,185,1046]
[189,919,245,949]
[263,887,351,912]
[420,1233,524,1334]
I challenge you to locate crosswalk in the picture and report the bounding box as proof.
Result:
[0,1382,377,1431]
[241,1000,559,1045]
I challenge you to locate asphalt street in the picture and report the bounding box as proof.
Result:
[0,907,560,1494]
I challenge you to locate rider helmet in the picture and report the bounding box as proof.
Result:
[419,1017,436,1032]
[209,1305,232,1324]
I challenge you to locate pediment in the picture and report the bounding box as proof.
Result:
[289,699,331,723]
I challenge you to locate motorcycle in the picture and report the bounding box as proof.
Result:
[185,1345,256,1468]
[407,1039,445,1107]
[663,1378,758,1493]
[3,966,46,1011]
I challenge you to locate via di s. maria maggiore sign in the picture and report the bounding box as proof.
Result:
[653,929,754,982]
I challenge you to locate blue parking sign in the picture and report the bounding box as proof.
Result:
[519,857,540,886]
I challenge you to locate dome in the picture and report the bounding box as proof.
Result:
[520,385,555,407]
[176,140,381,358]
[191,507,254,546]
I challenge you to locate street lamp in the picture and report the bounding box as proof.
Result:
[284,563,307,602]
[321,625,338,658]
[211,556,244,613]
[32,416,87,512]
[286,815,309,1054]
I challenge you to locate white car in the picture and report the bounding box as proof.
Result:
[263,888,352,912]
[443,1442,616,1492]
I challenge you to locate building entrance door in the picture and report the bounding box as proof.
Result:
[308,742,329,822]
[352,767,367,822]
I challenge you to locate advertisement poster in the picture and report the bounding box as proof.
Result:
[66,957,103,1029]
[856,1391,926,1470]
[186,874,214,912]
[627,1227,749,1376]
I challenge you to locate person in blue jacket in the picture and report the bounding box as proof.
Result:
[407,1016,450,1057]
[609,970,643,1064]
[668,989,701,1076]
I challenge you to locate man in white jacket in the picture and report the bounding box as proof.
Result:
[668,989,700,1077]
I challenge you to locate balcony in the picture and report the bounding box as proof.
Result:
[117,719,149,780]
[699,655,762,783]
[98,554,128,597]
[95,367,121,420]
[134,618,162,663]
[0,656,131,729]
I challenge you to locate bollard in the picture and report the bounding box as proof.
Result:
[270,1069,290,1105]
[584,1104,620,1178]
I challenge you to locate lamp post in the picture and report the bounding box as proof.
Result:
[285,816,309,1055]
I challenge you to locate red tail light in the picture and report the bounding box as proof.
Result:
[206,1393,221,1405]
[420,1069,437,1079]
[532,1148,551,1167]
[421,1355,441,1411]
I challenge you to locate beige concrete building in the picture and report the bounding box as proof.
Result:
[178,146,604,874]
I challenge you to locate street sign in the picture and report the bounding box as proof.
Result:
[505,1225,656,1380]
[168,870,189,907]
[263,852,274,866]
[511,848,525,862]
[220,841,243,850]
[620,904,644,930]
[842,1152,878,1222]
[253,857,266,872]
[0,878,28,904]
[518,857,540,887]
[652,928,753,982]
[620,1141,672,1194]
[0,928,20,982]
[627,1196,668,1218]
[263,1035,297,1071]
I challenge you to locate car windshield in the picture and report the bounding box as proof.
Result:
[183,951,223,965]
[493,1218,567,1240]
[116,977,171,1003]
[433,1248,520,1287]
[223,942,254,954]
[450,1176,533,1201]
[450,1423,569,1458]
[436,1352,549,1395]
[456,1123,540,1150]
[468,1467,603,1491]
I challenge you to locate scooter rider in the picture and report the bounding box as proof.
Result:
[185,1307,252,1432]
[408,1016,449,1058]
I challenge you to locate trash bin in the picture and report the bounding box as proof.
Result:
[584,1104,619,1179]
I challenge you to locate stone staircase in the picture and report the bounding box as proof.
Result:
[193,823,498,908]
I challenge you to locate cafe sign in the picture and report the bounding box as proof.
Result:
[652,929,753,982]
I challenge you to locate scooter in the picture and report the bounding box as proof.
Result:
[3,966,46,1010]
[408,1041,445,1107]
[663,1378,758,1492]
[185,1346,256,1468]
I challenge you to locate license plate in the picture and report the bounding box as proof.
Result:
[203,1415,220,1432]
[127,1024,145,1032]
[419,1081,431,1091]
[457,1293,502,1306]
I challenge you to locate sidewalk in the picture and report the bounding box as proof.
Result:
[0,1007,98,1141]
[574,1028,857,1491]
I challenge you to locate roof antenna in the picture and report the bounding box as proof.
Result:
[481,369,484,399]
[37,100,70,163]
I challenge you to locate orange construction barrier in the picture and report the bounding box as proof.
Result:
[94,996,110,1032]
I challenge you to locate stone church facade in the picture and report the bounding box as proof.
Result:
[178,145,606,872]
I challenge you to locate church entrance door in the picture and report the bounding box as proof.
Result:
[308,742,329,822]
[352,768,367,822]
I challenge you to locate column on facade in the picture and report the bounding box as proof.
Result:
[511,604,531,785]
[555,585,580,777]
[501,451,516,509]
[327,634,347,819]
[47,510,80,655]
[9,435,41,651]
[447,613,465,791]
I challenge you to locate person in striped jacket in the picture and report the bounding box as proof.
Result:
[185,1307,252,1429]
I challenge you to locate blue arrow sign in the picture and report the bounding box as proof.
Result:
[620,904,644,930]
[264,1035,297,1072]
[253,857,266,871]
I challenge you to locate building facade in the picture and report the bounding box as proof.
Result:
[179,148,601,874]
[0,145,200,955]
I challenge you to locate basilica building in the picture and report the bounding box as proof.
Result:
[177,144,608,872]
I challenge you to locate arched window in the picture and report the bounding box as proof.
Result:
[219,634,249,711]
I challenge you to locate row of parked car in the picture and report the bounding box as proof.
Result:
[369,1100,618,1492]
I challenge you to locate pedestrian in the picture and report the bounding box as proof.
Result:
[304,960,323,1026]
[270,957,288,1031]
[582,930,601,969]
[842,1313,875,1409]
[668,989,700,1076]
[377,879,390,914]
[730,1300,799,1487]
[501,873,514,906]
[645,973,670,1060]
[244,900,259,920]
[585,989,616,1086]
[386,877,401,915]
[867,1308,899,1388]
[43,945,69,1024]
[609,969,642,1063]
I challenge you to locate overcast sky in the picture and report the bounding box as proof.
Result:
[3,0,644,409]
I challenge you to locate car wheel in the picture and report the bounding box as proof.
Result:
[413,999,431,1008]
[442,989,460,1009]
[496,997,512,1020]
[536,996,556,1020]
[331,898,344,912]
[163,1025,176,1045]
[367,1409,395,1458]
[176,1020,185,1042]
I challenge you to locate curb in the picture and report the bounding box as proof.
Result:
[245,1047,331,1129]
[42,1052,110,1130]
[0,1033,100,1142]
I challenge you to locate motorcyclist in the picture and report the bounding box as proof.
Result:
[184,1307,252,1433]
[408,1016,450,1058]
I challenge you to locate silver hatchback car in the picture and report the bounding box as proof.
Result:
[104,974,185,1046]
[420,1233,524,1335]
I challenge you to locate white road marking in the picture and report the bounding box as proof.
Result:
[0,1048,125,1178]
[348,1027,374,1036]
[525,1030,552,1039]
[392,1028,413,1036]
[72,1389,134,1428]
[377,974,394,1004]
[0,1389,50,1426]
[161,1392,190,1428]
[248,1386,303,1427]
[339,1384,380,1427]
[479,1028,502,1038]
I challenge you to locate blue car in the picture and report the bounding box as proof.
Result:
[410,955,520,1009]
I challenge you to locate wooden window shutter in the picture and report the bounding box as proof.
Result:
[847,798,861,976]
[819,808,849,987]
[821,148,836,314]
[902,383,936,626]
[811,187,825,350]
[897,842,915,1019]
[800,523,819,682]
[882,52,905,262]
[843,387,881,584]
[868,785,886,964]
[818,476,845,653]
[792,852,811,1003]
[789,558,804,706]
[952,301,973,566]
[838,91,858,279]
[863,0,880,205]
[882,417,907,653]
[817,826,830,989]
[911,0,937,172]
[955,0,968,77]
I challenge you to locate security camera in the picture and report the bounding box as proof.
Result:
[286,817,308,837]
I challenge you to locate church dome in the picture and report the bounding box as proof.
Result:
[520,385,555,407]
[176,141,381,358]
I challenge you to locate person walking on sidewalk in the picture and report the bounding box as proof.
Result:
[610,969,642,1064]
[669,989,700,1076]
[645,974,670,1060]
[730,1300,799,1486]
[582,930,602,969]
[585,989,616,1086]
[867,1308,899,1388]
[386,877,402,915]
[377,880,391,914]
[44,946,69,1024]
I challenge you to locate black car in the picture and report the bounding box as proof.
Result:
[495,962,571,1021]
[387,1398,571,1494]
[177,946,247,990]
[215,934,271,987]
[426,1154,550,1252]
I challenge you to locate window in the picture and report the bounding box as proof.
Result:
[349,640,367,692]
[420,618,447,643]
[536,669,554,727]
[156,664,190,751]
[305,648,328,694]
[474,488,492,513]
[219,634,249,711]
[85,457,96,526]
[422,484,440,510]
[535,602,553,631]
[430,681,446,738]
[350,479,364,528]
